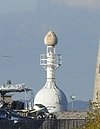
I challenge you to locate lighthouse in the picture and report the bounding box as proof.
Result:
[34,31,68,113]
[93,42,100,103]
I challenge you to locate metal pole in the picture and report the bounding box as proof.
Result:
[70,95,76,111]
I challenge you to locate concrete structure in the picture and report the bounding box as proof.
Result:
[34,31,68,113]
[93,42,100,103]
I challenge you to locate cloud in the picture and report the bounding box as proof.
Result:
[52,0,100,9]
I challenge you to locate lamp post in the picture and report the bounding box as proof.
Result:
[70,95,76,111]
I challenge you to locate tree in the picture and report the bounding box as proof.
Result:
[77,93,100,129]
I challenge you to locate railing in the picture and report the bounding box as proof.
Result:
[40,54,62,69]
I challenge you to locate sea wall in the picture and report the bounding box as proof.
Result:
[0,119,85,129]
[0,111,87,129]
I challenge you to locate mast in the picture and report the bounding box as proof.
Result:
[40,31,62,87]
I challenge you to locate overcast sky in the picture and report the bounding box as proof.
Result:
[0,0,100,101]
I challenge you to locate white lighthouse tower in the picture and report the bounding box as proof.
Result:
[93,42,100,102]
[34,31,68,113]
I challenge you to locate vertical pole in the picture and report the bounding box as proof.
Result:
[24,90,28,110]
[70,95,76,111]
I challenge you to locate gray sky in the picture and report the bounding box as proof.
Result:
[0,0,100,101]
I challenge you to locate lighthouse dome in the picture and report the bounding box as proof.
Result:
[34,84,68,113]
[44,31,58,46]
